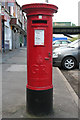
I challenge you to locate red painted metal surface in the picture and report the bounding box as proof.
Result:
[22,3,58,90]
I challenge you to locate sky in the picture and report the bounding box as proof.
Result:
[16,0,80,26]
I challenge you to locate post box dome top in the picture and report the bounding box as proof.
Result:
[22,3,58,16]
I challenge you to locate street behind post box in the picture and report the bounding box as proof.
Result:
[1,47,78,118]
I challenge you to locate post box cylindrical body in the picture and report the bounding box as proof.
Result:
[22,3,58,115]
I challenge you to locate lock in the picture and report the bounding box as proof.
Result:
[48,52,51,57]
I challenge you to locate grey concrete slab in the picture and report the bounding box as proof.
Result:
[2,69,27,116]
[2,48,79,119]
[6,64,27,72]
[5,56,27,64]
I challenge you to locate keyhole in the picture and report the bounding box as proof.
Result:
[48,53,51,57]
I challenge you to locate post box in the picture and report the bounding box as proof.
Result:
[22,3,58,115]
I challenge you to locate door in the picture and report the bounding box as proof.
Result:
[28,26,52,88]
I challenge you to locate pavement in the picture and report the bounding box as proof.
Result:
[0,47,79,119]
[61,68,80,99]
[0,53,2,120]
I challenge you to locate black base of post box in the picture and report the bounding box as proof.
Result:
[26,88,53,115]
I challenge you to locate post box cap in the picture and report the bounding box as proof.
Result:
[22,3,58,16]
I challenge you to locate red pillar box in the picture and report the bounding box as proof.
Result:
[22,3,58,115]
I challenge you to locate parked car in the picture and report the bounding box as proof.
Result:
[53,39,80,70]
[52,40,71,49]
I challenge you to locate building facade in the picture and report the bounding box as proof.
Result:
[0,0,27,52]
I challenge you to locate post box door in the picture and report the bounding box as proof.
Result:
[28,24,53,90]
